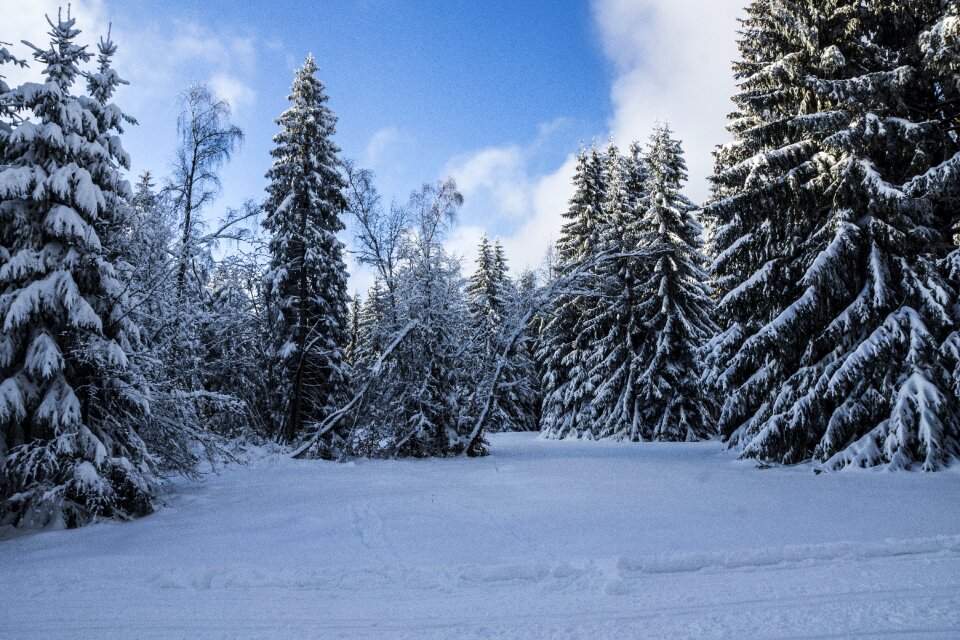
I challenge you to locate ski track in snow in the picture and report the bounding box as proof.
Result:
[1,433,959,639]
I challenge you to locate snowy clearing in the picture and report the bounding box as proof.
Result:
[2,432,960,639]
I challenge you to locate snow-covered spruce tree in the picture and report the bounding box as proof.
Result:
[201,251,273,436]
[126,172,172,288]
[466,235,502,408]
[633,125,716,441]
[466,235,538,432]
[923,2,960,447]
[574,141,653,440]
[493,239,541,432]
[123,171,179,364]
[263,55,350,449]
[0,15,154,527]
[467,234,503,361]
[356,278,391,365]
[121,171,211,471]
[703,0,818,406]
[709,0,960,469]
[709,0,877,461]
[513,266,544,425]
[538,145,607,439]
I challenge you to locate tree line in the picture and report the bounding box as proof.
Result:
[0,0,958,530]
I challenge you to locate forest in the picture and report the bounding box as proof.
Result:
[0,1,958,534]
[3,2,960,638]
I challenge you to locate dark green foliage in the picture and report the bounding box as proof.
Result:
[708,0,960,469]
[263,55,350,448]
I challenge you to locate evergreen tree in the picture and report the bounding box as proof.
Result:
[491,239,509,294]
[925,2,960,456]
[467,235,503,360]
[708,0,960,469]
[357,278,390,365]
[577,141,652,440]
[538,146,607,439]
[125,172,175,340]
[211,256,272,430]
[703,0,816,404]
[467,235,538,432]
[634,125,716,441]
[514,267,544,428]
[263,55,350,449]
[0,14,153,526]
[492,239,540,432]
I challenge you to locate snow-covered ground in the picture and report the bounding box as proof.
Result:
[2,432,960,639]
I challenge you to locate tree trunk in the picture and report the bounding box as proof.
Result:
[177,145,199,296]
[288,209,309,443]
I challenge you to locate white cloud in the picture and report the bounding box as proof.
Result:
[446,145,531,220]
[592,0,744,201]
[441,139,576,275]
[166,22,256,73]
[443,0,743,278]
[364,126,403,167]
[441,119,581,276]
[497,153,578,271]
[2,1,260,114]
[2,0,110,86]
[210,73,256,113]
[446,223,488,273]
[538,117,575,138]
[117,20,258,112]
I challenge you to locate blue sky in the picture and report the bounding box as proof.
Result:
[4,0,745,290]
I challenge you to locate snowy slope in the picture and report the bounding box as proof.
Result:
[2,433,959,639]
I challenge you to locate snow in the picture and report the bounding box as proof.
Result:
[718,257,775,309]
[2,432,959,639]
